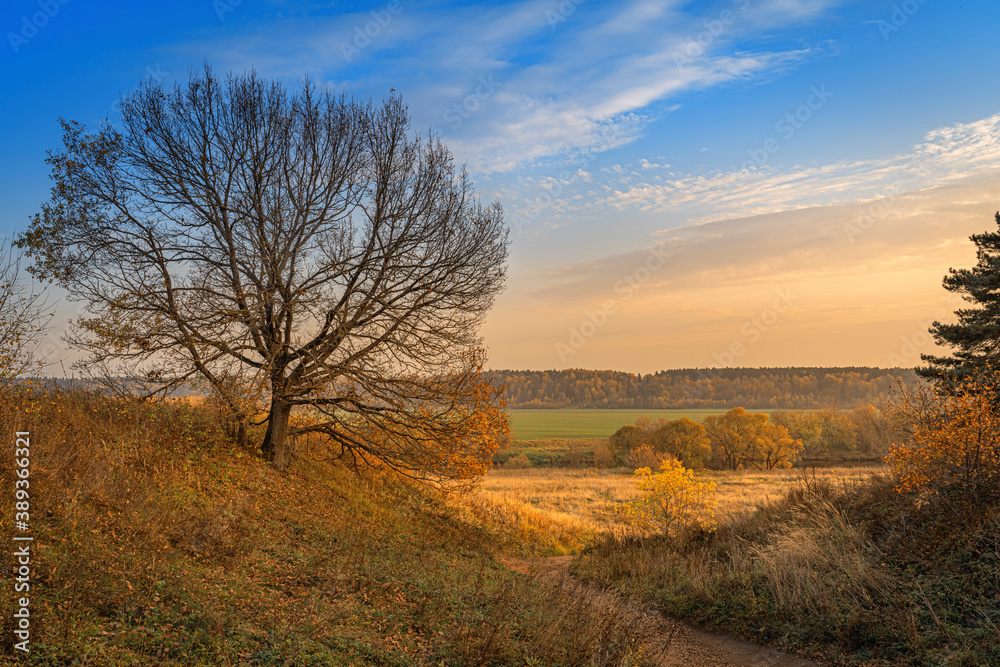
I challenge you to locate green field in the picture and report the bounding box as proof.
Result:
[508,408,741,440]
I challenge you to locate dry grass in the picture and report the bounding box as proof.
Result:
[574,471,1000,666]
[0,385,677,666]
[476,465,883,545]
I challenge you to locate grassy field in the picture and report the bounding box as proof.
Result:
[508,408,742,440]
[477,465,883,541]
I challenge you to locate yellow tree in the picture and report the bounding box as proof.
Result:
[626,456,717,537]
[704,407,766,469]
[705,407,802,470]
[755,422,804,470]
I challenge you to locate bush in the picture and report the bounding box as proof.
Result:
[887,371,1000,508]
[504,452,533,469]
[608,424,644,463]
[648,417,711,468]
[626,443,662,470]
[592,439,615,468]
[624,456,717,537]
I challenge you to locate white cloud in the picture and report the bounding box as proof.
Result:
[178,0,843,175]
[597,112,1000,223]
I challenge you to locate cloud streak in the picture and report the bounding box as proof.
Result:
[174,0,843,173]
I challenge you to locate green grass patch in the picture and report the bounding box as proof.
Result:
[508,408,743,440]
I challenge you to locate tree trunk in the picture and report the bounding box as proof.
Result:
[221,404,250,449]
[222,416,249,449]
[261,397,293,470]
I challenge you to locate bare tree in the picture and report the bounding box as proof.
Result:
[18,66,510,478]
[0,239,51,388]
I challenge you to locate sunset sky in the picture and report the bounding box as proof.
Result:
[3,0,1000,373]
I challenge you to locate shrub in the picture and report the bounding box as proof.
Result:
[607,424,644,463]
[887,371,1000,507]
[626,443,662,470]
[648,417,712,468]
[504,452,533,469]
[625,456,717,537]
[592,439,614,468]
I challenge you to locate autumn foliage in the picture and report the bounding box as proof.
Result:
[625,456,717,537]
[704,407,803,470]
[887,370,1000,507]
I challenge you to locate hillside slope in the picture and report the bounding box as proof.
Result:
[0,387,653,666]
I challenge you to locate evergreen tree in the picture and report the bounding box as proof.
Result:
[919,212,1000,386]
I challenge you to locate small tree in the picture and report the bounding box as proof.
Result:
[755,422,804,470]
[772,409,853,459]
[0,240,51,388]
[607,424,645,464]
[847,404,891,456]
[625,457,717,537]
[919,211,1000,387]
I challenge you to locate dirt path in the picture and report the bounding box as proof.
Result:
[507,556,821,667]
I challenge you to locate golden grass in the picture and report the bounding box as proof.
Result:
[476,465,885,545]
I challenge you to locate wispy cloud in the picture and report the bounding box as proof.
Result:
[172,0,843,173]
[594,112,1000,223]
[532,174,1000,303]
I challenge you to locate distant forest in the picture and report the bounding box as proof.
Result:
[487,367,922,409]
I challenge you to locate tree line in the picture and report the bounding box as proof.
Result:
[604,404,891,471]
[488,367,919,410]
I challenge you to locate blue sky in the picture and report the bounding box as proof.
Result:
[3,0,1000,372]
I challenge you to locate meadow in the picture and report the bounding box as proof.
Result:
[507,408,733,440]
[477,465,883,540]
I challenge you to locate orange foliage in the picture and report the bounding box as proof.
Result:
[887,371,1000,506]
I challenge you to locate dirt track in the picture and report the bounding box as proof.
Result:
[508,556,821,667]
